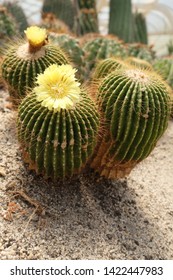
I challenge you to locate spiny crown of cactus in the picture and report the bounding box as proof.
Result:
[91,67,171,179]
[17,64,99,179]
[1,26,69,101]
[126,57,153,70]
[49,33,87,82]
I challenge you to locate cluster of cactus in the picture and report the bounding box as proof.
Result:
[74,0,99,35]
[0,23,172,181]
[1,26,69,102]
[49,33,87,82]
[42,0,75,31]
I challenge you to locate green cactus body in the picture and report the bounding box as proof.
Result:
[49,33,87,82]
[133,12,148,44]
[0,5,17,46]
[1,27,69,102]
[42,0,75,30]
[93,57,126,80]
[17,64,99,179]
[91,68,171,179]
[108,0,134,43]
[82,35,127,76]
[4,2,28,34]
[127,43,155,63]
[75,0,99,35]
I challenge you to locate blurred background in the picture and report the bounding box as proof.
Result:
[0,0,173,56]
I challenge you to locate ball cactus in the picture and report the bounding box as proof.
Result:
[17,64,99,179]
[82,35,127,77]
[126,57,153,70]
[127,43,155,63]
[91,67,171,179]
[1,26,69,103]
[0,5,17,46]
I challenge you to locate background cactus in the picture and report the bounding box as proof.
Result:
[133,11,148,44]
[1,26,69,102]
[82,35,127,77]
[0,5,18,47]
[40,13,70,34]
[74,0,99,35]
[108,0,134,43]
[126,57,153,70]
[17,64,99,179]
[49,33,87,82]
[4,1,28,34]
[42,0,75,31]
[127,43,155,63]
[91,67,171,179]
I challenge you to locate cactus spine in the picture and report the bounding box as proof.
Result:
[1,26,69,102]
[91,67,171,179]
[17,64,99,179]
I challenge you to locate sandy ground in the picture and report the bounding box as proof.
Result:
[0,88,173,260]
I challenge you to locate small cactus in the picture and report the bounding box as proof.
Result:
[91,67,171,179]
[1,26,69,102]
[0,5,17,46]
[17,64,99,179]
[49,33,87,82]
[126,57,153,70]
[127,43,155,63]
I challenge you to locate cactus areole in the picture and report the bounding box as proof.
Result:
[1,26,69,100]
[17,64,99,179]
[91,67,171,179]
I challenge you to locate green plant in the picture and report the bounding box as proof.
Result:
[91,67,171,179]
[42,0,75,31]
[126,57,153,70]
[17,64,99,179]
[49,33,87,82]
[74,0,99,35]
[4,1,28,34]
[1,26,69,103]
[133,11,148,44]
[108,0,134,43]
[0,5,17,46]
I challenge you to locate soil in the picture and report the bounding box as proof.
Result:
[0,88,173,260]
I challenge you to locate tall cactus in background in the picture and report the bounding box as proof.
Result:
[74,0,99,35]
[4,1,28,34]
[108,0,134,43]
[133,11,148,44]
[42,0,75,31]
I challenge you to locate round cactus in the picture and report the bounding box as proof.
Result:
[17,64,99,179]
[40,13,70,34]
[1,26,69,102]
[92,57,126,80]
[49,33,87,82]
[91,67,171,179]
[82,35,127,76]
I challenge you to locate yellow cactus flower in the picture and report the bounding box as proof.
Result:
[24,26,47,48]
[34,64,81,111]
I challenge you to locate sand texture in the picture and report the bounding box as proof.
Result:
[0,89,173,260]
